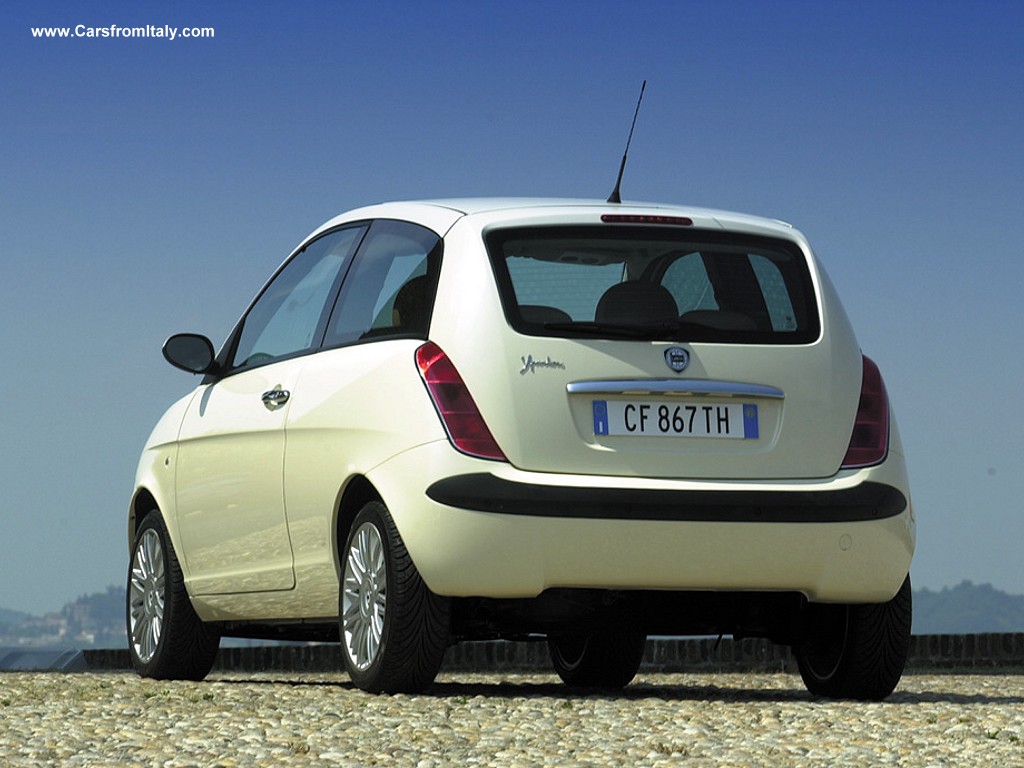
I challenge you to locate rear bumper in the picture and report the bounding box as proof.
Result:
[369,442,915,604]
[426,474,907,523]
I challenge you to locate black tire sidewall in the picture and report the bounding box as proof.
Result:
[548,632,646,688]
[340,500,450,693]
[126,512,219,681]
[797,575,912,700]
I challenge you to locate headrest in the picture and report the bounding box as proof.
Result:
[595,281,679,325]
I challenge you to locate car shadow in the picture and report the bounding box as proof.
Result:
[207,673,1024,706]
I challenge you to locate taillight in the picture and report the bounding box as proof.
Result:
[841,355,889,468]
[415,342,507,461]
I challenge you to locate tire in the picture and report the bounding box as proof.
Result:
[548,631,647,689]
[796,574,912,701]
[126,512,220,680]
[340,501,451,693]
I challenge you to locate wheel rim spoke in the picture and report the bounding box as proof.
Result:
[342,522,387,671]
[128,528,166,664]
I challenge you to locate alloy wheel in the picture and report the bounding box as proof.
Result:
[128,528,166,663]
[342,522,388,671]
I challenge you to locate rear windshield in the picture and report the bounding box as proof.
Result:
[485,225,820,344]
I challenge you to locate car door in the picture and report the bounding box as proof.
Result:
[174,224,366,595]
[281,221,444,597]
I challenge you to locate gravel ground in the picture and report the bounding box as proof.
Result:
[0,671,1021,767]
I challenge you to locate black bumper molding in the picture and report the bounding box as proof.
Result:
[425,474,907,523]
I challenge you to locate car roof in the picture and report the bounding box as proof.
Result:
[306,198,799,244]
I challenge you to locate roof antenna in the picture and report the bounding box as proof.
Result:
[607,79,646,204]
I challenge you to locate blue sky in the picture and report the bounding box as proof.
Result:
[1,0,1022,616]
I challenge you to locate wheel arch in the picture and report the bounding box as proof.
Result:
[333,475,384,576]
[128,488,160,551]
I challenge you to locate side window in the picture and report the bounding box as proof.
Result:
[231,225,365,368]
[750,254,798,331]
[661,253,718,315]
[323,220,442,346]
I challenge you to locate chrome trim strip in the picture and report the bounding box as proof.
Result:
[566,379,784,399]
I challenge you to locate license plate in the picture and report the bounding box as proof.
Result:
[592,400,759,439]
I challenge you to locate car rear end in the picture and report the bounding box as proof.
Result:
[381,201,914,610]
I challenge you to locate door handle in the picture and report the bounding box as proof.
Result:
[261,388,291,409]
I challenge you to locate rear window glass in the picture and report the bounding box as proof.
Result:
[485,225,819,344]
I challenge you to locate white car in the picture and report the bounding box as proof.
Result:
[127,198,914,699]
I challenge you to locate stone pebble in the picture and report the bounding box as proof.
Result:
[0,671,1021,766]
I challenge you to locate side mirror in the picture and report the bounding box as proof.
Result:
[162,333,216,374]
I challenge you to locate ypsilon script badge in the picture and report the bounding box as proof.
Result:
[664,347,690,373]
[520,354,566,375]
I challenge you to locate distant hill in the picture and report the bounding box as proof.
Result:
[0,585,126,647]
[913,580,1024,634]
[1,580,1022,647]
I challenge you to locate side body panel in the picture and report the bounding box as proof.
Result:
[130,391,197,550]
[277,339,450,618]
[173,360,302,594]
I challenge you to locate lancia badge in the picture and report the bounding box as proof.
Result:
[664,347,690,373]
